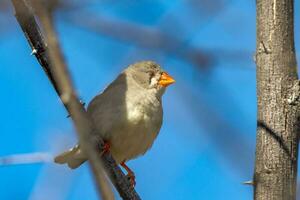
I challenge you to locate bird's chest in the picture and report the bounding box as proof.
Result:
[126,98,160,127]
[108,94,162,163]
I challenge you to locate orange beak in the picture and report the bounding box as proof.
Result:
[158,72,175,87]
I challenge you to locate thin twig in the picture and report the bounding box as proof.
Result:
[0,152,53,166]
[11,0,141,199]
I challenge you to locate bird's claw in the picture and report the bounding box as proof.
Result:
[126,173,136,188]
[121,161,136,188]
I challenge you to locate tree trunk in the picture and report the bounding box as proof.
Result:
[254,0,300,199]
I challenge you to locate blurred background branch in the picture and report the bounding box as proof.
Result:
[63,11,213,68]
[0,152,52,166]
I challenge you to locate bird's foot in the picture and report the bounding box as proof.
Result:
[126,172,136,188]
[121,161,136,188]
[101,141,110,155]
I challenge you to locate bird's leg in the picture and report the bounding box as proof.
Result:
[101,140,110,155]
[120,161,136,187]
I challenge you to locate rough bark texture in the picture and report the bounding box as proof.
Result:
[11,0,141,199]
[254,0,300,200]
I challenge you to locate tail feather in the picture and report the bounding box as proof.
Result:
[54,145,87,169]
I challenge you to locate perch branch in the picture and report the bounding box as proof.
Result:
[11,0,141,199]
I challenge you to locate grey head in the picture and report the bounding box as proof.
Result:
[125,61,175,98]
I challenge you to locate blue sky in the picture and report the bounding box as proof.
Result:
[0,0,299,199]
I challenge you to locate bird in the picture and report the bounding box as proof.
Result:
[54,61,175,186]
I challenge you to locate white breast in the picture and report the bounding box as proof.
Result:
[108,90,163,163]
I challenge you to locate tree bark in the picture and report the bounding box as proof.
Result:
[254,0,300,199]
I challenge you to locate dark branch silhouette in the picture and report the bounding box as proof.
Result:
[257,121,291,158]
[11,0,141,199]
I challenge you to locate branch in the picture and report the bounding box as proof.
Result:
[30,2,114,199]
[63,11,213,68]
[254,0,299,199]
[63,12,253,70]
[11,0,141,199]
[0,152,52,165]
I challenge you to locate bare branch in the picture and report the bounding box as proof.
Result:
[11,0,141,199]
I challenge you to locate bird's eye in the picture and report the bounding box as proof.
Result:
[148,71,155,77]
[148,71,155,84]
